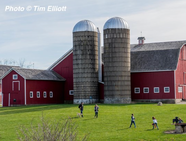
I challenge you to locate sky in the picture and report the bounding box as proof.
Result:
[1,0,186,69]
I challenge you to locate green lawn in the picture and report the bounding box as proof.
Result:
[0,104,186,141]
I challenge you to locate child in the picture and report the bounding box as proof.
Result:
[152,117,159,130]
[94,104,99,118]
[129,114,136,128]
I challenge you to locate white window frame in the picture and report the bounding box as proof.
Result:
[143,87,149,93]
[164,87,170,93]
[178,87,182,93]
[50,91,53,98]
[134,87,140,94]
[30,91,33,98]
[37,91,40,98]
[69,90,74,95]
[13,74,18,80]
[43,91,47,98]
[154,87,159,93]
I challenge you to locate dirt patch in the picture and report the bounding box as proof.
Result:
[164,130,186,134]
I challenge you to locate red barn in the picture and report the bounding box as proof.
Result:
[50,40,186,103]
[48,49,74,103]
[2,67,65,107]
[131,40,186,103]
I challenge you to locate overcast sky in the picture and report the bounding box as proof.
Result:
[1,0,186,69]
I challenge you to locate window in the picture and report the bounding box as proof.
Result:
[164,87,170,93]
[69,90,74,95]
[178,87,182,93]
[134,88,140,94]
[37,91,40,98]
[154,87,159,93]
[50,91,53,98]
[43,91,47,98]
[105,34,107,38]
[143,87,149,93]
[13,74,18,80]
[30,91,33,98]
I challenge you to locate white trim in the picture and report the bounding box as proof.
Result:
[30,91,33,98]
[134,87,140,94]
[48,48,73,70]
[143,87,149,93]
[24,79,26,105]
[13,74,18,80]
[12,81,20,91]
[164,87,170,93]
[154,87,159,93]
[2,93,3,107]
[8,93,10,107]
[49,91,53,98]
[43,91,47,98]
[36,91,40,98]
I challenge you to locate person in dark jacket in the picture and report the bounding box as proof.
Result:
[78,102,84,117]
[94,104,99,118]
[129,114,136,128]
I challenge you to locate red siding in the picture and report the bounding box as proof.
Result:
[26,80,64,104]
[131,71,175,100]
[52,52,73,103]
[2,70,25,107]
[98,82,104,102]
[175,45,186,99]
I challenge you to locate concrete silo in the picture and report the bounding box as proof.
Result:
[73,20,98,104]
[103,17,131,104]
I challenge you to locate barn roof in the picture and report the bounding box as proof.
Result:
[131,40,186,72]
[0,65,20,78]
[48,40,186,73]
[13,68,66,81]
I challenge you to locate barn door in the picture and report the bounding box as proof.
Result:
[12,81,20,91]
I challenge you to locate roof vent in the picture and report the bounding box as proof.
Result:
[138,37,145,45]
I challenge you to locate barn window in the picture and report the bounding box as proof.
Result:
[154,87,159,93]
[143,87,149,93]
[134,88,140,93]
[50,91,53,98]
[69,90,74,95]
[43,91,47,98]
[13,74,18,80]
[164,87,170,93]
[37,91,40,98]
[178,87,182,93]
[30,91,33,98]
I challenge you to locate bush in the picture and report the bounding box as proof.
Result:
[17,114,88,141]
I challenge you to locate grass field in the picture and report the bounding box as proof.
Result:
[0,104,186,141]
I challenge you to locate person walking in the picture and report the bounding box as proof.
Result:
[78,102,84,117]
[129,114,136,128]
[152,117,159,130]
[94,104,99,118]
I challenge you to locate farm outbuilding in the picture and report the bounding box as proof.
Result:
[2,67,65,106]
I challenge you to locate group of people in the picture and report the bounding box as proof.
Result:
[78,102,99,118]
[129,114,159,129]
[78,104,183,130]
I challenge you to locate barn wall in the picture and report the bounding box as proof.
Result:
[175,45,186,100]
[2,70,25,107]
[52,53,73,103]
[26,80,64,105]
[131,71,175,102]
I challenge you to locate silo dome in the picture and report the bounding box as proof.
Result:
[73,20,97,32]
[103,17,129,30]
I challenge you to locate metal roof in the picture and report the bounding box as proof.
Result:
[103,17,129,30]
[73,20,97,32]
[131,40,186,72]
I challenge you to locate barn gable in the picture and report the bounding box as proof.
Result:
[131,40,186,72]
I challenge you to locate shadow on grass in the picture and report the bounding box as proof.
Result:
[117,127,130,131]
[0,104,77,115]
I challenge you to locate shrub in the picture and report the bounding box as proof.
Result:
[17,114,88,141]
